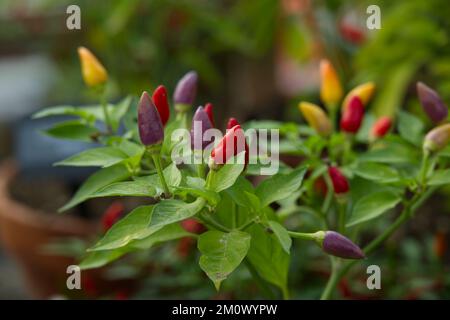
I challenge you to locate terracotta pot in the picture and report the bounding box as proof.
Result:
[0,160,133,299]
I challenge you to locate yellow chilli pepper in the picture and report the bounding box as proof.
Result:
[320,59,343,110]
[77,46,108,87]
[423,123,450,153]
[342,82,376,112]
[298,102,332,136]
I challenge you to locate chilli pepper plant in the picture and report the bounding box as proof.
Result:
[34,49,450,299]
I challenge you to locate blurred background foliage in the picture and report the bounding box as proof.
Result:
[0,0,449,299]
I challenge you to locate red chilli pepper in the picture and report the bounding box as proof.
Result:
[102,201,125,232]
[152,85,170,126]
[181,218,206,234]
[227,117,239,130]
[204,103,215,127]
[328,166,349,194]
[340,96,364,134]
[210,124,248,169]
[370,116,392,139]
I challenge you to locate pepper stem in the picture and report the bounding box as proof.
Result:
[288,231,324,242]
[99,85,112,133]
[419,150,430,187]
[151,154,171,198]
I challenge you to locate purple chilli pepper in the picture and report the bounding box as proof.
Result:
[190,106,214,151]
[417,82,448,124]
[174,71,198,108]
[322,231,365,259]
[138,91,164,146]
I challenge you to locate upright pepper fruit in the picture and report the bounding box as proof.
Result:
[226,118,249,168]
[417,82,448,124]
[298,102,332,136]
[77,46,108,87]
[152,85,170,126]
[370,116,392,139]
[204,103,215,127]
[102,201,125,232]
[342,82,375,111]
[340,96,364,134]
[173,71,198,113]
[320,59,343,110]
[227,117,239,130]
[138,91,164,146]
[190,106,214,150]
[328,166,349,194]
[210,124,247,169]
[423,123,450,153]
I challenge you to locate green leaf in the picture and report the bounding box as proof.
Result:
[267,221,292,254]
[92,180,156,198]
[246,224,289,291]
[359,144,419,164]
[186,176,206,188]
[55,147,128,168]
[131,223,193,250]
[79,247,131,270]
[198,230,251,290]
[117,139,144,157]
[398,111,424,146]
[428,169,450,186]
[110,96,132,131]
[59,164,131,211]
[134,162,182,194]
[347,191,402,227]
[353,162,400,183]
[226,176,256,208]
[174,186,220,206]
[89,206,153,251]
[80,223,193,270]
[32,105,96,121]
[256,166,307,207]
[142,198,206,237]
[44,120,98,142]
[207,152,245,192]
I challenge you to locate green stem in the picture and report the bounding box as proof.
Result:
[337,201,347,233]
[151,154,171,198]
[200,211,230,232]
[342,133,354,165]
[197,163,206,179]
[100,87,112,133]
[322,173,334,215]
[320,257,339,300]
[329,106,337,133]
[287,231,320,241]
[281,285,290,300]
[419,151,430,187]
[238,219,256,231]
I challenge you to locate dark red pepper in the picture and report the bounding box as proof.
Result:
[340,96,364,133]
[226,117,239,130]
[328,166,349,194]
[101,201,125,232]
[204,103,215,127]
